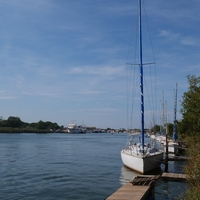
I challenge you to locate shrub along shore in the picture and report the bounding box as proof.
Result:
[0,116,62,133]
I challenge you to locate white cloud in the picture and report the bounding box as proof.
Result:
[76,90,106,95]
[68,65,124,76]
[158,30,199,47]
[158,30,180,40]
[181,37,196,46]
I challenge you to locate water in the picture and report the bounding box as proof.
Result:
[0,133,187,199]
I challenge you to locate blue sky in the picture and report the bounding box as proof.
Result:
[0,0,199,129]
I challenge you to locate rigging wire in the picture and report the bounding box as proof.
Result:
[143,0,158,127]
[143,64,157,130]
[126,4,139,131]
[126,0,158,132]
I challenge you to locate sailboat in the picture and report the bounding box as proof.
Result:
[164,83,179,155]
[120,0,164,174]
[172,83,178,142]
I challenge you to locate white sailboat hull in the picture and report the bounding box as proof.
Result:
[121,150,163,174]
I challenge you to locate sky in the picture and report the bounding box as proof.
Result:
[0,0,199,129]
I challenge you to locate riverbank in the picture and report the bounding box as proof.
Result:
[0,127,58,133]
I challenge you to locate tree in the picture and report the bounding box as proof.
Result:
[176,75,200,199]
[33,120,60,130]
[36,120,46,130]
[184,135,200,199]
[166,123,174,137]
[7,116,23,128]
[179,75,200,135]
[151,124,160,133]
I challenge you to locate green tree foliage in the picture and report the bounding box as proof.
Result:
[152,124,160,133]
[0,116,23,128]
[7,116,23,128]
[184,135,200,199]
[151,123,173,138]
[0,116,61,132]
[0,119,7,127]
[179,75,200,199]
[34,120,60,130]
[36,120,46,130]
[179,75,200,135]
[167,123,173,137]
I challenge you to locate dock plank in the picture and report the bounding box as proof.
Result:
[161,172,187,181]
[106,183,152,200]
[131,175,160,186]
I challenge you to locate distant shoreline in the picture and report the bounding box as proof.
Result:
[0,128,58,134]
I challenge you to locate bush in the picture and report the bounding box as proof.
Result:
[184,134,200,199]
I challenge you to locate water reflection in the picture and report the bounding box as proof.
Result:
[119,166,139,185]
[119,161,187,199]
[119,165,164,185]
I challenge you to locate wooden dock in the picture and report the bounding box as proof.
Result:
[105,173,187,200]
[106,182,154,200]
[131,175,160,185]
[161,172,187,182]
[106,175,158,200]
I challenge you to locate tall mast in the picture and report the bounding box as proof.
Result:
[139,0,144,149]
[162,91,165,132]
[173,83,178,141]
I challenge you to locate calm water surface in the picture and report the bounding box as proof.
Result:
[0,133,187,199]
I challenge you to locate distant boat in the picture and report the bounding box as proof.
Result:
[164,83,179,155]
[67,121,86,134]
[164,141,179,155]
[120,0,163,174]
[172,83,178,141]
[79,124,87,133]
